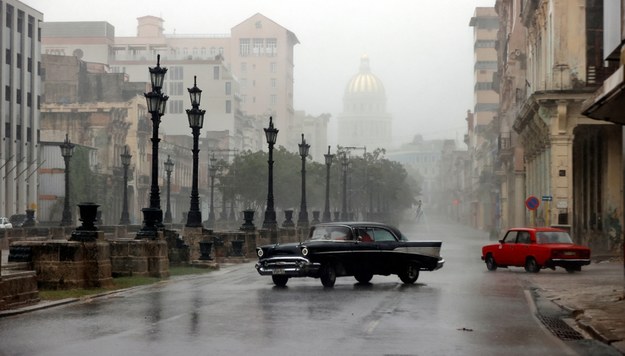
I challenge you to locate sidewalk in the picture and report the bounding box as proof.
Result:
[522,258,625,354]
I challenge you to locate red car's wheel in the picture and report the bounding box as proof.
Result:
[524,257,540,273]
[485,254,497,271]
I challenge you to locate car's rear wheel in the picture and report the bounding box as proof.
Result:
[485,254,497,271]
[272,275,289,287]
[398,261,420,284]
[354,271,373,284]
[565,266,581,273]
[524,257,540,273]
[320,263,336,287]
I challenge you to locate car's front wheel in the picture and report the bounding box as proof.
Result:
[272,275,289,287]
[398,261,420,284]
[485,254,497,271]
[320,263,336,287]
[524,257,540,273]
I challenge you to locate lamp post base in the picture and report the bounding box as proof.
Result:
[186,210,203,228]
[137,208,161,239]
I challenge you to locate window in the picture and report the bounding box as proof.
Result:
[373,228,397,242]
[5,86,10,101]
[27,57,32,72]
[517,232,531,244]
[168,100,183,114]
[16,53,21,68]
[266,38,277,56]
[27,92,31,107]
[17,11,23,33]
[210,47,216,57]
[503,231,518,243]
[270,94,277,105]
[271,78,276,89]
[225,82,231,95]
[253,38,263,55]
[225,100,231,113]
[28,16,33,38]
[270,62,277,73]
[5,49,11,65]
[213,66,220,80]
[168,66,183,81]
[240,39,250,56]
[16,89,21,104]
[240,62,247,73]
[6,5,13,28]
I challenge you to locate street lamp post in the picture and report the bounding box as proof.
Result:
[323,146,334,222]
[262,117,279,229]
[164,155,174,224]
[60,134,75,226]
[185,76,205,228]
[138,55,168,237]
[119,145,132,225]
[208,155,218,228]
[341,153,349,221]
[298,134,310,228]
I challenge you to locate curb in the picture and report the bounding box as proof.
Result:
[0,298,78,317]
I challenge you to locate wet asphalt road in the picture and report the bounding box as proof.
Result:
[0,215,574,356]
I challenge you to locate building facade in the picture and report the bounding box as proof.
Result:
[0,0,42,218]
[489,0,622,255]
[468,7,500,232]
[338,55,392,151]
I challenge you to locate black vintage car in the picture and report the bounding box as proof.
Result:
[255,222,444,287]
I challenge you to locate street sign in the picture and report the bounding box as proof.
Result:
[525,195,540,210]
[542,195,552,201]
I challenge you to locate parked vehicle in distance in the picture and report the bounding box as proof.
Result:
[9,214,26,228]
[0,217,13,229]
[255,222,444,287]
[481,227,591,273]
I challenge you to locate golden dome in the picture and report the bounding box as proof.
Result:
[345,55,385,96]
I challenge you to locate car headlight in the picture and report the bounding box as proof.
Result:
[257,248,264,258]
[301,247,309,256]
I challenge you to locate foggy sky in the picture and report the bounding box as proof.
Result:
[23,0,495,148]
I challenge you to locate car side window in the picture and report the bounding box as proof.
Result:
[373,228,397,242]
[357,228,374,242]
[517,231,531,244]
[503,231,518,243]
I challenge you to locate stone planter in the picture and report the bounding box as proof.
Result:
[199,241,213,260]
[231,240,244,256]
[240,210,255,231]
[282,209,295,228]
[70,202,100,242]
[311,211,321,225]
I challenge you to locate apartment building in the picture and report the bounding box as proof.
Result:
[468,7,500,231]
[0,0,42,218]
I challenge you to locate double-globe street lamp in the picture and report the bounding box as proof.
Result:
[138,55,168,238]
[262,117,278,230]
[185,76,205,228]
[323,146,335,222]
[60,134,75,226]
[119,145,132,225]
[164,155,174,224]
[297,134,310,228]
[208,155,218,228]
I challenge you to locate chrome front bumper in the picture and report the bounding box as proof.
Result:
[255,256,321,277]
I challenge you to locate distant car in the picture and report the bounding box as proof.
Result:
[481,227,591,273]
[9,214,26,227]
[0,217,13,229]
[255,222,444,287]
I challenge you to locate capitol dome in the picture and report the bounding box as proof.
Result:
[345,55,386,97]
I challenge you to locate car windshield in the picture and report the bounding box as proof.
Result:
[309,226,352,241]
[536,231,573,244]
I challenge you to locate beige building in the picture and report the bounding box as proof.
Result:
[490,0,622,254]
[468,7,500,231]
[41,13,300,151]
[0,1,42,219]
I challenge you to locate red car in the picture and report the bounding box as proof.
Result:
[481,227,591,273]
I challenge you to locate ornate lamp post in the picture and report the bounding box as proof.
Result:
[138,55,168,237]
[163,155,174,224]
[119,145,132,225]
[185,76,205,227]
[297,134,311,228]
[208,155,218,228]
[262,117,279,229]
[341,153,349,221]
[323,146,335,222]
[60,134,75,226]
